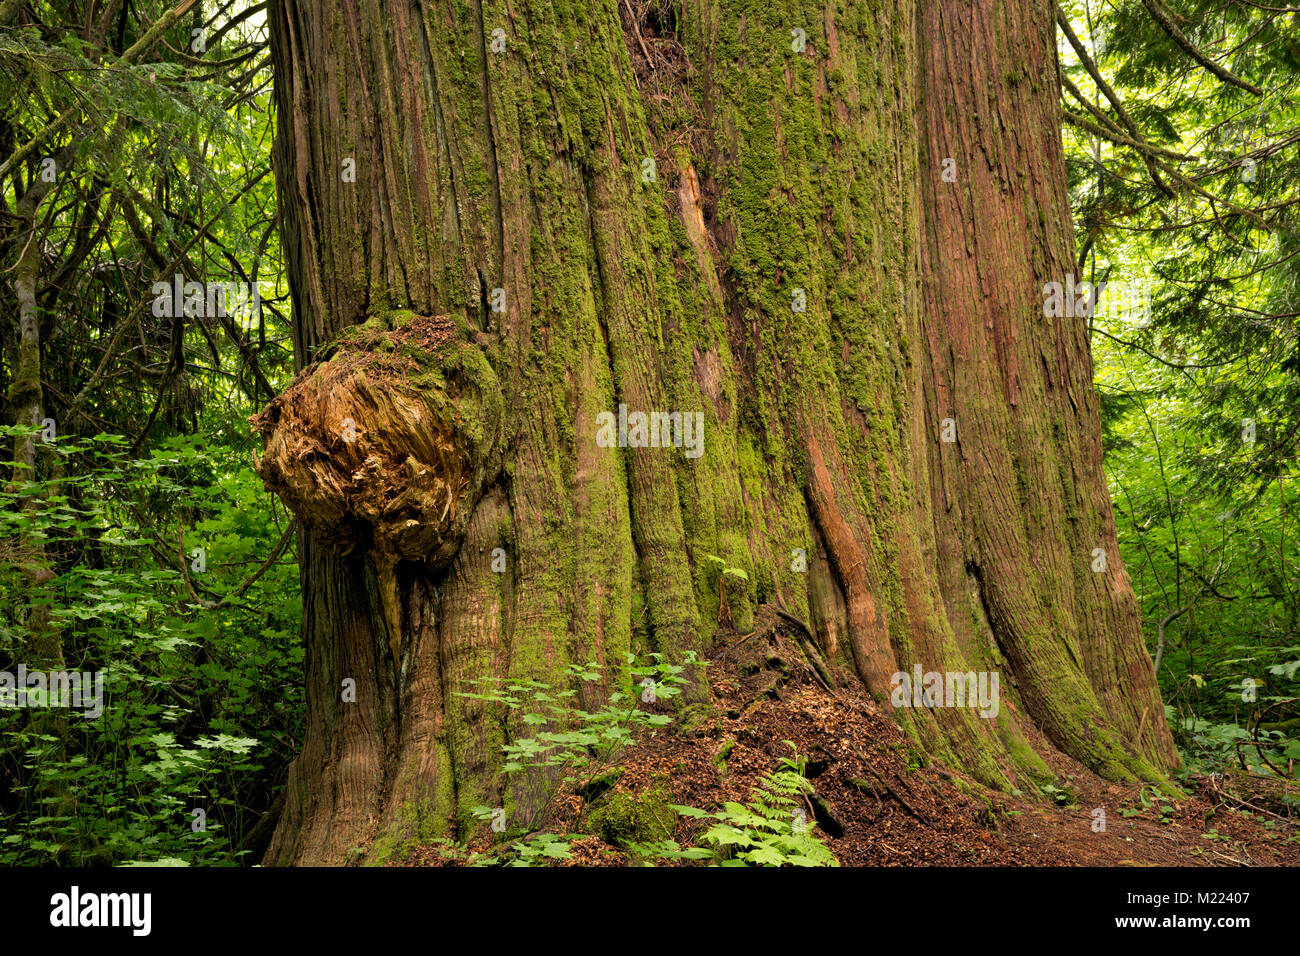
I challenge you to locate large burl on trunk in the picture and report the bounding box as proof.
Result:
[252,313,503,664]
[258,0,1178,864]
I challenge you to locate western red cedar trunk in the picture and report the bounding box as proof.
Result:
[257,0,1178,865]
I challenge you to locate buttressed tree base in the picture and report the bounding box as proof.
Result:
[256,0,1178,865]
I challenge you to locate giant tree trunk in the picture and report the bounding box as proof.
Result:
[258,0,1178,865]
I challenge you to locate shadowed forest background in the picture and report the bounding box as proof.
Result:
[0,0,1296,866]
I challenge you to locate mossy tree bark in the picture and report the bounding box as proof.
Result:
[259,0,1178,865]
[5,146,78,845]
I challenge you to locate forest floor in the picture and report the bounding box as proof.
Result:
[402,608,1300,867]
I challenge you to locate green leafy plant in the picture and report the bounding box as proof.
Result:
[464,809,577,867]
[1120,785,1176,824]
[458,650,702,863]
[704,554,748,625]
[638,746,839,867]
[0,429,302,866]
[1039,782,1079,808]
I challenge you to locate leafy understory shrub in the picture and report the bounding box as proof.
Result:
[638,759,840,867]
[1122,785,1176,824]
[1168,641,1300,779]
[459,651,702,865]
[0,429,302,866]
[1039,782,1080,807]
[465,811,579,867]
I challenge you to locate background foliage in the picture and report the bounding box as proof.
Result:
[1060,0,1299,780]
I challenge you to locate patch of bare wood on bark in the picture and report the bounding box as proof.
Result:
[805,433,899,705]
[676,163,721,296]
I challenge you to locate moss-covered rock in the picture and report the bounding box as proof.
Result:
[586,782,676,848]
